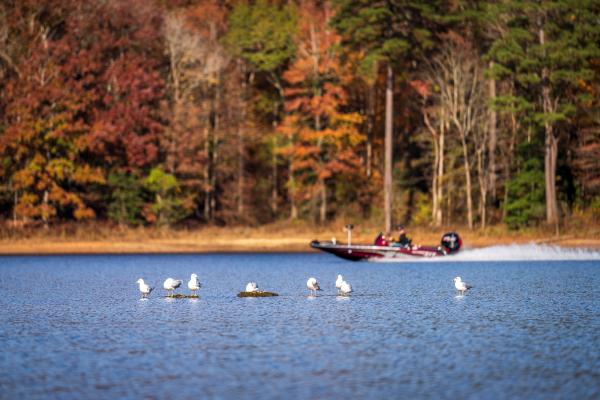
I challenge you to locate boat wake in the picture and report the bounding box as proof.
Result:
[371,243,600,262]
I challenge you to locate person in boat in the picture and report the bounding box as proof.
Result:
[391,225,412,248]
[374,232,389,246]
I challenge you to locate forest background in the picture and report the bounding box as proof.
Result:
[1,0,599,252]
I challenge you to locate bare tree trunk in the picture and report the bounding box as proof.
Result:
[203,125,211,220]
[271,134,278,214]
[206,19,221,220]
[428,39,483,230]
[317,140,326,223]
[13,190,18,226]
[271,99,285,217]
[384,64,394,232]
[502,85,519,221]
[424,109,443,227]
[437,117,445,226]
[210,131,218,216]
[488,61,497,202]
[319,178,326,223]
[545,131,559,232]
[237,135,244,216]
[167,101,180,175]
[289,164,298,220]
[209,77,222,220]
[476,145,487,229]
[270,83,281,216]
[460,132,474,229]
[431,124,439,224]
[447,172,453,225]
[308,21,326,224]
[270,75,298,221]
[366,83,375,178]
[315,111,326,223]
[475,110,489,230]
[42,190,49,229]
[539,26,559,234]
[237,61,247,217]
[166,31,181,176]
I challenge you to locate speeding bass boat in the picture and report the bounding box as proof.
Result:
[310,226,462,261]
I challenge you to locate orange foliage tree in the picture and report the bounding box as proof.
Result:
[280,0,365,222]
[0,9,104,225]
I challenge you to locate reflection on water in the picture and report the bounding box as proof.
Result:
[0,254,599,399]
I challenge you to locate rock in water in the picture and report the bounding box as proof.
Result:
[237,291,279,297]
[163,294,199,299]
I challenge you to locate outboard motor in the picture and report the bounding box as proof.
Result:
[441,232,461,254]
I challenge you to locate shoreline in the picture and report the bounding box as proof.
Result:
[1,235,599,255]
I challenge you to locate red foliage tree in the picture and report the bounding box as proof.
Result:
[0,0,167,224]
[1,13,102,223]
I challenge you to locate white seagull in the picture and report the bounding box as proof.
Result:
[453,276,472,295]
[307,277,322,296]
[339,280,352,296]
[245,282,259,293]
[335,274,344,294]
[163,278,183,297]
[188,273,201,295]
[136,278,154,298]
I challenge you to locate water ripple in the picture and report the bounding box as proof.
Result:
[0,253,599,399]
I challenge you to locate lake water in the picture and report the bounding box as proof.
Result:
[1,248,600,399]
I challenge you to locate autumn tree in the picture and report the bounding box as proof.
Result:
[0,1,110,226]
[281,0,365,222]
[414,79,446,227]
[164,3,229,221]
[426,35,487,229]
[74,1,168,225]
[225,0,297,218]
[332,0,439,232]
[1,0,600,232]
[84,1,166,172]
[0,0,171,226]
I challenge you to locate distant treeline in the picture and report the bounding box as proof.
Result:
[0,0,599,231]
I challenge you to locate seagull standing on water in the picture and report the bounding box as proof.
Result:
[245,282,259,293]
[307,277,322,296]
[188,273,201,295]
[163,278,183,297]
[339,280,352,296]
[453,276,472,295]
[136,279,153,299]
[335,274,344,294]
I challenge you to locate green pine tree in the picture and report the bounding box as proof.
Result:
[107,172,143,226]
[143,167,187,227]
[505,140,546,229]
[331,0,441,232]
[487,0,600,231]
[224,0,297,101]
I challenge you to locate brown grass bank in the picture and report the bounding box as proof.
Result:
[0,220,598,255]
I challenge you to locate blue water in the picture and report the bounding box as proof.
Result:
[0,253,599,399]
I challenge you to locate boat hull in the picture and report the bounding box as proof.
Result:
[310,240,449,261]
